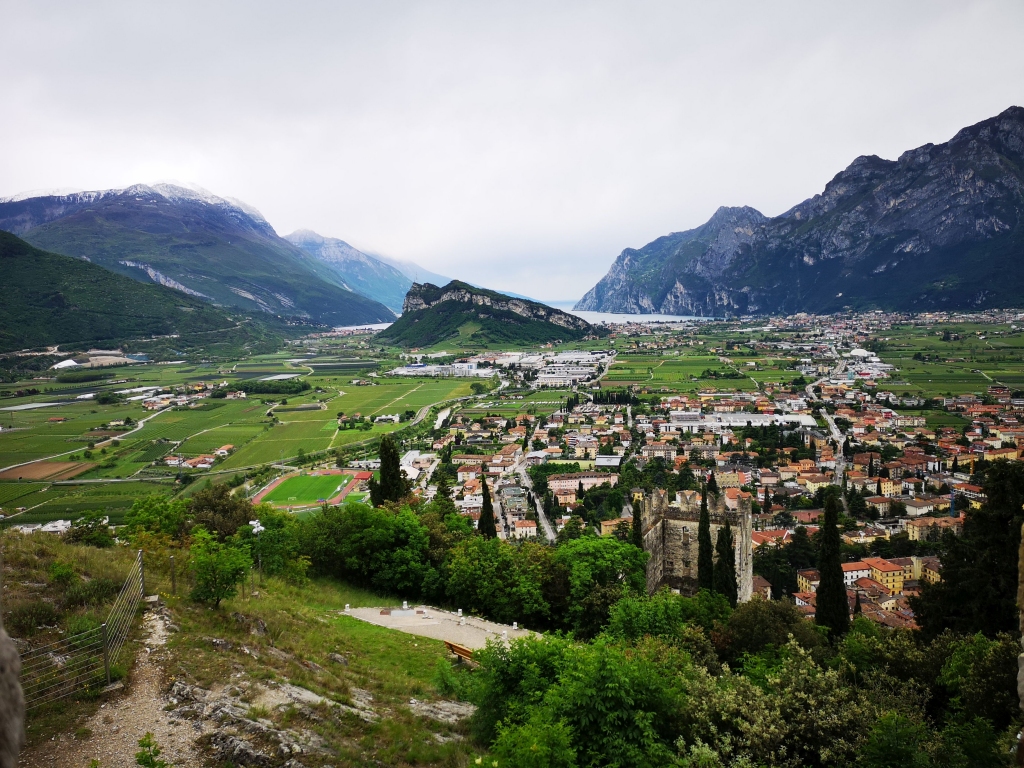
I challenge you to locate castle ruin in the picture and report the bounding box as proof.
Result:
[639,488,753,601]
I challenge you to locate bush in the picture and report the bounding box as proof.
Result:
[48,560,79,589]
[66,614,102,647]
[5,601,60,636]
[64,577,121,608]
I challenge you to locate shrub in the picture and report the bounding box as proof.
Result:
[5,601,60,636]
[48,560,79,589]
[64,577,121,608]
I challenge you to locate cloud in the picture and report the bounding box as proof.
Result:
[1,0,1022,300]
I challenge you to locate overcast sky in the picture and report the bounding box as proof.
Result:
[2,1,1023,301]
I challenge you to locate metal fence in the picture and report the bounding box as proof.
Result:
[20,550,145,709]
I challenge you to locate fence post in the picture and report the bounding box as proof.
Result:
[170,555,176,595]
[138,550,145,596]
[101,622,111,685]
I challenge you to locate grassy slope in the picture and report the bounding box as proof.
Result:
[3,531,482,765]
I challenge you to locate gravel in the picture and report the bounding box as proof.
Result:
[345,606,535,650]
[19,611,206,768]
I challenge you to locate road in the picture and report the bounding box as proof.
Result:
[807,351,848,485]
[515,463,556,542]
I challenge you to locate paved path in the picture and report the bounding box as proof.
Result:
[346,606,535,650]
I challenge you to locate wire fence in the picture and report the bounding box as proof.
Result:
[20,550,145,710]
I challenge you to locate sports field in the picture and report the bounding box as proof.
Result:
[261,472,352,505]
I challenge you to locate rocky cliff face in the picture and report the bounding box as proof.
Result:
[404,281,591,331]
[577,106,1024,315]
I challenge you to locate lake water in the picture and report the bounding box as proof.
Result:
[545,301,715,324]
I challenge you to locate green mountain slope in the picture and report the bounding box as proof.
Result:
[0,231,264,353]
[379,281,598,347]
[0,184,395,326]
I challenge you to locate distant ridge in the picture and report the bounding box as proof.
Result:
[0,184,395,326]
[577,106,1024,315]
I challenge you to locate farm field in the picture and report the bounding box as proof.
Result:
[261,472,352,505]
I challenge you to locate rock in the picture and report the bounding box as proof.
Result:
[265,647,293,662]
[251,618,268,636]
[209,637,233,650]
[169,681,209,701]
[301,659,324,673]
[408,699,477,724]
[0,615,25,768]
[166,624,180,633]
[101,681,124,694]
[328,653,348,666]
[210,732,274,767]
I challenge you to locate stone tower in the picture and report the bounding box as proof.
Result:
[639,488,753,601]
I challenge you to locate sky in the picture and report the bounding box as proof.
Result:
[2,1,1023,302]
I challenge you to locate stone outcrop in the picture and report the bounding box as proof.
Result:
[639,488,753,601]
[577,106,1024,315]
[402,281,591,332]
[0,561,25,768]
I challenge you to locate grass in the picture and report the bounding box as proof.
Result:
[161,576,482,766]
[262,473,352,505]
[1,531,145,745]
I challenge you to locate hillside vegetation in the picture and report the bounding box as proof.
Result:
[0,231,271,354]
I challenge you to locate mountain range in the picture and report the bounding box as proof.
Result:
[0,184,440,324]
[576,106,1024,315]
[378,281,596,347]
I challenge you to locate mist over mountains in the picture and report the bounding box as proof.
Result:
[577,106,1024,315]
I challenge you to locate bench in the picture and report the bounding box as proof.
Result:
[444,640,475,664]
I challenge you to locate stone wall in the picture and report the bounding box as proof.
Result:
[640,488,753,601]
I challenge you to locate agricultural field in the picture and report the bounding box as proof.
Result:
[877,322,1024,399]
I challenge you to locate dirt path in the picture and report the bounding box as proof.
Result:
[20,611,206,768]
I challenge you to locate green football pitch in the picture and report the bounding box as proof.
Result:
[262,473,351,504]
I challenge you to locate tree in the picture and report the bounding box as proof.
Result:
[697,484,714,591]
[631,511,643,550]
[189,527,252,608]
[613,519,632,542]
[556,515,585,543]
[371,434,408,505]
[190,484,253,541]
[912,460,1024,638]
[478,473,497,539]
[65,510,115,548]
[712,520,738,607]
[815,494,849,639]
[707,470,719,495]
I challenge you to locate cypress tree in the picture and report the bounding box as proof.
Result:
[815,493,850,639]
[697,483,714,591]
[631,509,644,550]
[853,590,862,615]
[478,473,497,539]
[876,479,882,496]
[712,520,738,607]
[707,470,719,495]
[952,455,959,472]
[378,434,405,503]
